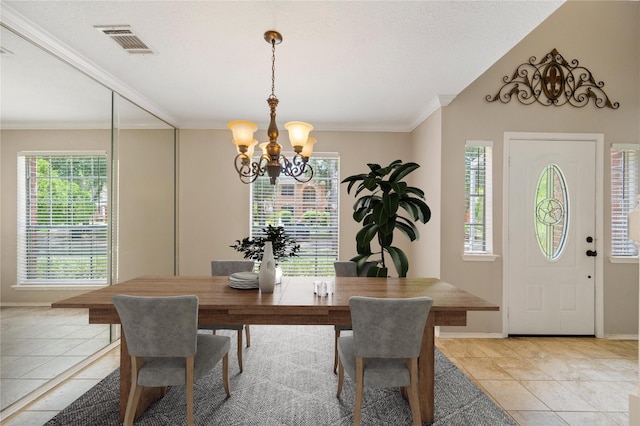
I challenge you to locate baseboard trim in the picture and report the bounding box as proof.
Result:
[604,334,639,340]
[0,302,51,307]
[437,332,639,340]
[437,332,504,339]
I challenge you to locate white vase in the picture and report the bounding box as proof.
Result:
[259,241,276,293]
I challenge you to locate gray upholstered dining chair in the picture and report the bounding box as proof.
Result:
[332,260,376,373]
[336,296,433,426]
[112,294,231,426]
[200,259,254,372]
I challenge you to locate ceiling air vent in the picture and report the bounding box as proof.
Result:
[94,25,156,54]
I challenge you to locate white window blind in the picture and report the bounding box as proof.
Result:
[611,144,639,256]
[464,141,493,254]
[250,154,339,276]
[17,152,109,285]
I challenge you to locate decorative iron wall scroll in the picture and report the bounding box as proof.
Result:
[486,48,619,109]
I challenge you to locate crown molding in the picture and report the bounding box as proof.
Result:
[409,95,456,131]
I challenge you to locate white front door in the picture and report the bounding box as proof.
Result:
[507,136,598,335]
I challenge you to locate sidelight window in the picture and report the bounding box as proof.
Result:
[611,144,639,257]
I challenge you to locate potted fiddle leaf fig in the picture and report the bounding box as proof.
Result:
[342,159,431,277]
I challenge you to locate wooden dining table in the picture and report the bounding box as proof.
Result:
[52,275,498,423]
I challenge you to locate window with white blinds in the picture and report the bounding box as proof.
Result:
[464,141,493,254]
[611,144,639,257]
[17,152,109,285]
[250,154,339,276]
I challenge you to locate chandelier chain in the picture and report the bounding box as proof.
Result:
[270,39,276,98]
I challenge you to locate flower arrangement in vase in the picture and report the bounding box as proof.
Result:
[230,225,300,283]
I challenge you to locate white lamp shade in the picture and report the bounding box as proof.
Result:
[228,120,258,147]
[284,121,313,149]
[301,137,317,157]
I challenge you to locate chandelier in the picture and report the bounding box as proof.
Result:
[228,30,316,185]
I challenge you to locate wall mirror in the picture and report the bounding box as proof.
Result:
[0,23,176,412]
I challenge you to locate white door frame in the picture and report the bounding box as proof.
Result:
[502,132,604,338]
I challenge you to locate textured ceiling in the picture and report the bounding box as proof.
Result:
[1,1,564,131]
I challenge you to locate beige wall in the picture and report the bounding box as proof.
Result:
[426,1,639,335]
[177,129,412,275]
[115,129,176,282]
[410,109,442,278]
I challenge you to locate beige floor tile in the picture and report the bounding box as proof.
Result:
[493,357,553,381]
[30,338,87,357]
[508,410,569,425]
[478,380,548,411]
[456,357,514,380]
[73,349,120,379]
[568,340,624,359]
[533,339,590,359]
[0,356,55,379]
[559,381,635,412]
[502,338,552,358]
[595,340,638,358]
[1,410,57,426]
[469,339,520,358]
[34,325,84,339]
[0,339,44,356]
[597,358,639,382]
[556,411,620,426]
[603,411,629,426]
[531,357,620,381]
[63,337,111,356]
[521,380,596,411]
[0,378,48,409]
[435,338,487,358]
[20,356,87,380]
[1,325,47,339]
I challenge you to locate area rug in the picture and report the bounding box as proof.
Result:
[45,325,516,425]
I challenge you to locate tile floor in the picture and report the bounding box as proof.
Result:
[0,307,112,415]
[437,336,638,425]
[1,307,638,426]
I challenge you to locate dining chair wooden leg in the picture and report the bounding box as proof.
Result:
[245,325,251,347]
[222,353,231,397]
[236,330,243,372]
[336,358,344,397]
[354,357,365,426]
[333,328,341,373]
[406,358,421,426]
[186,356,195,426]
[124,356,144,426]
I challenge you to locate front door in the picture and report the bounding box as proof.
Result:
[507,136,597,335]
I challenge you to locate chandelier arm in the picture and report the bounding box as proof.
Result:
[234,153,272,184]
[280,153,314,183]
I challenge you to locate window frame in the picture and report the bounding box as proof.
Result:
[249,152,340,276]
[610,143,639,259]
[16,151,109,286]
[463,140,496,261]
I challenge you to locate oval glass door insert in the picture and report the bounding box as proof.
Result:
[534,164,569,260]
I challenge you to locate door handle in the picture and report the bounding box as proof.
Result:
[586,250,597,257]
